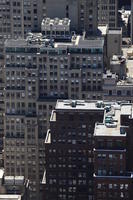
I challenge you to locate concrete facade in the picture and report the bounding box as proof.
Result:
[4,33,104,200]
[98,0,118,28]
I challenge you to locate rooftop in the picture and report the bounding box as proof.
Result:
[55,100,105,111]
[103,71,117,79]
[55,100,120,113]
[110,55,126,65]
[122,46,133,78]
[108,28,122,35]
[94,104,132,137]
[0,195,21,200]
[5,33,104,50]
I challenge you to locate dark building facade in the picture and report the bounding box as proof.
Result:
[93,103,133,200]
[44,100,133,200]
[44,100,104,200]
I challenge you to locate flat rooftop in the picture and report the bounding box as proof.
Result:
[5,34,104,49]
[94,104,132,137]
[0,195,21,200]
[108,28,122,35]
[55,100,105,111]
[122,46,133,77]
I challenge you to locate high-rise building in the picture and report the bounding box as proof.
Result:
[94,102,133,200]
[45,0,98,34]
[4,32,104,200]
[98,0,118,28]
[43,100,133,200]
[0,0,46,167]
[43,100,104,200]
[0,0,46,53]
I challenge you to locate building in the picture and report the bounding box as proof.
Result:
[0,0,46,161]
[93,102,133,200]
[45,0,98,34]
[106,28,122,60]
[98,0,118,28]
[118,9,130,37]
[43,100,133,200]
[131,0,133,43]
[0,195,21,200]
[110,55,126,78]
[103,71,133,101]
[4,32,104,200]
[0,0,46,54]
[41,18,71,40]
[0,169,29,200]
[43,100,105,200]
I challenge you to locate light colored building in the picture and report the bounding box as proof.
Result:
[0,0,46,53]
[4,32,104,199]
[103,71,133,101]
[98,0,118,28]
[0,0,46,165]
[110,55,126,78]
[119,9,130,37]
[45,0,98,34]
[41,18,71,38]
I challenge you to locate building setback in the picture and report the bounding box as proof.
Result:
[43,100,133,200]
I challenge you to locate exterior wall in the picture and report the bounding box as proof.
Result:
[94,125,133,200]
[103,84,133,102]
[107,30,122,59]
[98,0,118,28]
[44,105,104,200]
[94,177,132,200]
[46,0,98,34]
[0,0,45,48]
[4,36,104,200]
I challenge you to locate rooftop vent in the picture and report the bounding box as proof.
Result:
[71,100,77,108]
[96,101,104,108]
[105,122,117,128]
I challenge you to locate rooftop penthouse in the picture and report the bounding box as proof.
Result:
[41,18,70,33]
[4,33,104,55]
